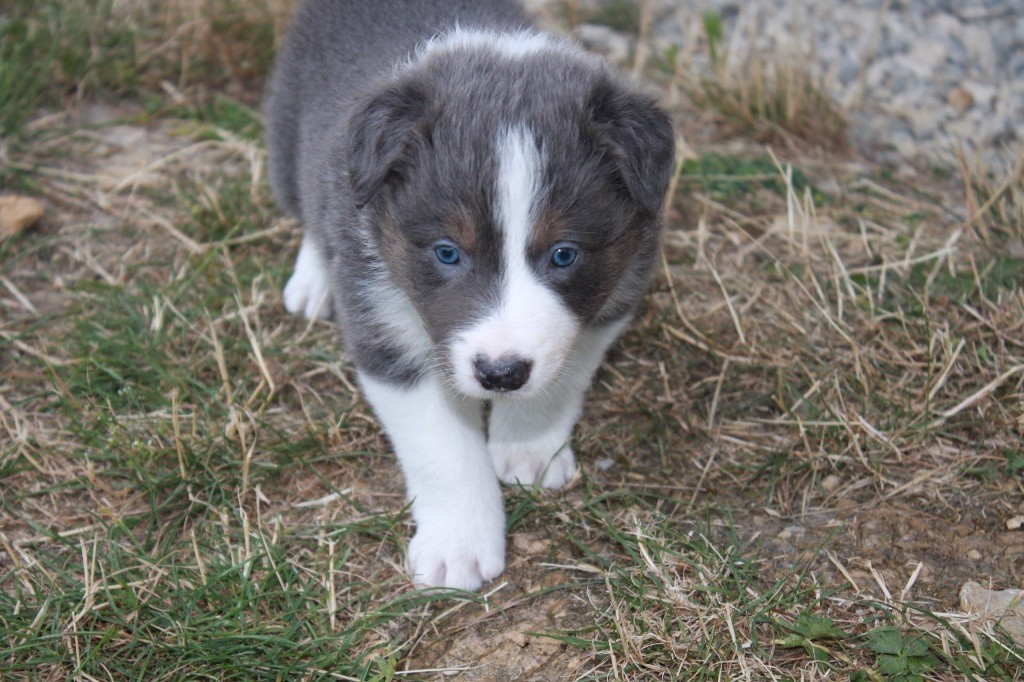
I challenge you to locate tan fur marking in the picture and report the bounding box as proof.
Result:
[527,209,564,257]
[445,208,479,253]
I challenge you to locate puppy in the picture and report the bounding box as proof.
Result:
[265,0,674,590]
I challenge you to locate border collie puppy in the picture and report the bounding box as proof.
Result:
[266,0,674,590]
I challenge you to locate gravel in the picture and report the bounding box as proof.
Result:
[531,0,1024,167]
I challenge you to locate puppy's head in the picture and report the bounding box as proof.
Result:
[346,31,674,399]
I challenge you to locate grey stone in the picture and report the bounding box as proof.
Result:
[575,23,632,66]
[960,581,1024,646]
[963,81,998,112]
[533,0,1023,166]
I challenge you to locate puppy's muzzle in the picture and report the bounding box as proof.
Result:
[473,355,532,392]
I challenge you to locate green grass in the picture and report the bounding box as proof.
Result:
[677,153,826,204]
[0,163,459,677]
[0,0,144,136]
[0,11,53,136]
[0,0,279,140]
[0,510,455,679]
[554,0,642,34]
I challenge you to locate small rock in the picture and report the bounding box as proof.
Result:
[575,23,632,66]
[967,549,982,560]
[947,86,974,112]
[960,581,1024,645]
[1007,515,1024,531]
[963,80,998,112]
[777,525,806,540]
[512,534,547,555]
[0,195,45,238]
[961,25,999,75]
[821,474,841,492]
[890,129,920,160]
[908,105,945,139]
[595,457,615,472]
[836,53,859,86]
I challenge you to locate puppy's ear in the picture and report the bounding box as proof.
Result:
[346,80,430,208]
[587,79,675,215]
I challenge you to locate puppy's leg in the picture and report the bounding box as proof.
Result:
[489,320,628,489]
[283,234,332,319]
[360,372,505,591]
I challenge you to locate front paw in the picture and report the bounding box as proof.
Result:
[283,266,331,319]
[490,442,577,489]
[407,515,506,591]
[283,238,331,319]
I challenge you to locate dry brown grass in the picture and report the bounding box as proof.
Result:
[686,52,847,150]
[957,144,1024,245]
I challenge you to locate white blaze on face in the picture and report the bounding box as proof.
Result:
[450,126,580,398]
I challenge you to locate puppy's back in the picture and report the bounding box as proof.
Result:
[265,0,530,221]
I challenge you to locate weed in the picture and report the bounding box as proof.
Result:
[775,611,850,662]
[681,12,847,149]
[858,628,940,682]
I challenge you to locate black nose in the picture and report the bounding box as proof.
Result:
[473,355,532,392]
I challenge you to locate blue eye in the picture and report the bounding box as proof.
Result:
[434,242,460,265]
[550,246,578,268]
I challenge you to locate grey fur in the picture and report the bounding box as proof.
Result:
[265,0,674,386]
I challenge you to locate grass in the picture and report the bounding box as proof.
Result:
[555,0,643,34]
[0,0,282,143]
[1,507,438,679]
[674,152,827,206]
[663,11,847,150]
[3,0,1024,679]
[542,504,1023,680]
[0,127,442,677]
[957,145,1024,245]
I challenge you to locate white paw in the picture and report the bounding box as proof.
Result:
[407,519,506,591]
[490,442,577,489]
[283,238,331,319]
